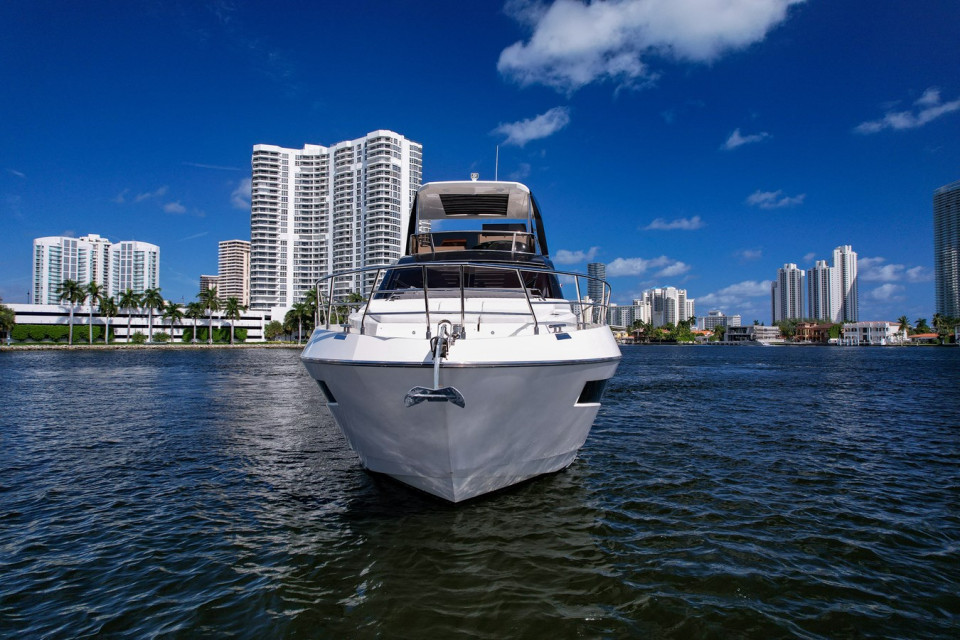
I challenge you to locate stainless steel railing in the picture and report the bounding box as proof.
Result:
[314,261,612,339]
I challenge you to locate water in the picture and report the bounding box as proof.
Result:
[1,346,958,638]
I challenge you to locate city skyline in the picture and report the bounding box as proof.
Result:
[2,1,958,323]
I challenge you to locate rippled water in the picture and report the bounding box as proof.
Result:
[1,346,958,638]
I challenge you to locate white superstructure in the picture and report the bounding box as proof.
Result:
[249,130,423,313]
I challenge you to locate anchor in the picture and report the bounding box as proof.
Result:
[404,320,465,408]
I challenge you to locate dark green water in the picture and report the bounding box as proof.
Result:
[1,346,958,638]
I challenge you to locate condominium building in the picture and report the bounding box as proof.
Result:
[587,262,606,303]
[806,259,836,322]
[109,241,160,297]
[640,287,695,328]
[833,245,858,322]
[199,274,220,295]
[772,263,804,323]
[698,309,741,331]
[217,239,250,305]
[32,234,158,304]
[249,130,423,312]
[934,179,960,317]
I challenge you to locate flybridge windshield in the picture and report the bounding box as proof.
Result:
[406,181,550,256]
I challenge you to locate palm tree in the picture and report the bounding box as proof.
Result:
[285,302,309,344]
[223,297,246,345]
[199,287,221,344]
[163,302,184,343]
[897,315,910,345]
[100,297,118,344]
[141,288,165,342]
[0,299,15,346]
[85,282,106,344]
[58,279,84,345]
[118,289,141,343]
[303,286,320,326]
[185,301,205,343]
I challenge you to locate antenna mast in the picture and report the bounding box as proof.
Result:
[495,145,499,181]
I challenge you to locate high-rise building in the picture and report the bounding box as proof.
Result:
[217,240,250,306]
[806,259,836,321]
[641,286,694,328]
[934,180,960,317]
[832,245,858,322]
[32,233,156,304]
[772,263,804,323]
[249,130,423,311]
[109,241,160,297]
[199,274,220,295]
[586,262,606,303]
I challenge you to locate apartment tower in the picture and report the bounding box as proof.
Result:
[249,130,423,311]
[833,245,858,322]
[586,262,606,302]
[32,234,158,304]
[772,263,804,323]
[806,259,836,322]
[934,179,960,317]
[218,239,250,306]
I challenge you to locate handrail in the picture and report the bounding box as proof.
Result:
[314,260,613,338]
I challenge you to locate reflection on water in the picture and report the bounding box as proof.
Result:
[0,346,958,637]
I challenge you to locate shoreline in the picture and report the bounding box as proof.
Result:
[0,342,305,351]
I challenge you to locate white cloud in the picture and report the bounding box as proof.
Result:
[111,189,129,204]
[493,106,571,146]
[746,189,805,209]
[498,0,804,92]
[868,283,904,302]
[7,168,25,178]
[553,246,599,265]
[735,248,763,261]
[859,256,934,283]
[802,252,816,263]
[722,128,770,150]
[164,201,187,214]
[606,255,683,277]
[135,186,168,202]
[855,87,960,134]
[231,177,252,209]
[655,261,691,278]
[698,279,773,307]
[644,215,704,230]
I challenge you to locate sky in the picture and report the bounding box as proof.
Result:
[1,0,958,324]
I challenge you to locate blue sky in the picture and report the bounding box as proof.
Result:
[2,0,958,324]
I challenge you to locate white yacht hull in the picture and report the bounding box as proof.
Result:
[301,326,620,502]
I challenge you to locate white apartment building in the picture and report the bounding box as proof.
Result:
[772,263,804,323]
[32,234,157,303]
[640,287,695,328]
[833,245,858,322]
[806,259,837,322]
[217,239,250,305]
[841,321,898,346]
[249,130,423,313]
[109,241,160,297]
[698,310,741,331]
[199,274,220,295]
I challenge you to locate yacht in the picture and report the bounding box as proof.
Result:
[300,179,621,502]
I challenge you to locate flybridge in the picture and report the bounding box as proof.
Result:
[405,181,550,256]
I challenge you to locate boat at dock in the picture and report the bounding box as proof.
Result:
[300,179,621,502]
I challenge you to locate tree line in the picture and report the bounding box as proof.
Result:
[24,280,250,345]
